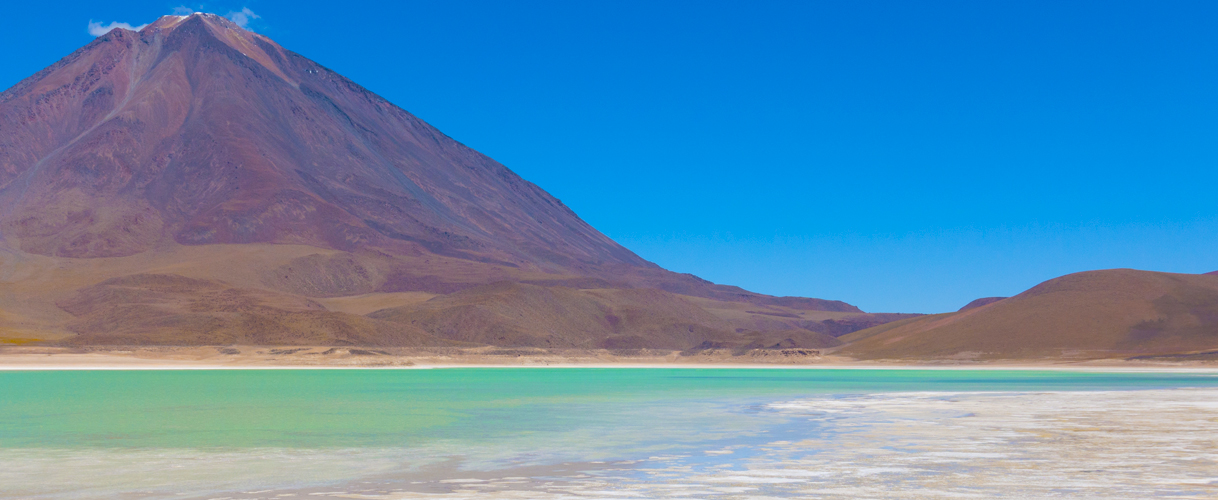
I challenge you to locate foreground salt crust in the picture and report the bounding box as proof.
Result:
[343,389,1218,499]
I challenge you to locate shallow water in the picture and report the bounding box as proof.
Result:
[2,369,1216,498]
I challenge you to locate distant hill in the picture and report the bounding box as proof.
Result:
[958,297,1006,311]
[838,269,1218,360]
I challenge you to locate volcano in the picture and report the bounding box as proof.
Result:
[1,13,644,266]
[0,14,904,348]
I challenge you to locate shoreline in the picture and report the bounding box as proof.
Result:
[5,365,1217,373]
[1,346,1215,372]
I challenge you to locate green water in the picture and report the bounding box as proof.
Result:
[3,368,1218,499]
[2,368,1216,449]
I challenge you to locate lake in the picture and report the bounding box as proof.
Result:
[2,368,1216,498]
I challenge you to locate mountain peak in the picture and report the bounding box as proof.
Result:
[140,13,294,85]
[142,14,192,32]
[143,13,242,33]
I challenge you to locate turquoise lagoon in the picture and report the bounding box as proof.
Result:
[3,369,1217,498]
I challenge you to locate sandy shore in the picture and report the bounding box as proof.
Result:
[1,345,1215,372]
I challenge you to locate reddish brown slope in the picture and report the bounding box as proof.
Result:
[839,269,1218,360]
[958,297,1005,311]
[0,14,875,348]
[366,282,850,350]
[54,273,444,346]
[0,13,859,312]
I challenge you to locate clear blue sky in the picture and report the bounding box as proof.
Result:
[3,1,1216,313]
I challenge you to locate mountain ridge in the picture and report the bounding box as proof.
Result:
[0,14,876,349]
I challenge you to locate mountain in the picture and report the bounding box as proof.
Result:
[0,14,892,348]
[837,269,1218,361]
[1,14,650,270]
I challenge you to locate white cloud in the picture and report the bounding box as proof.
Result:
[225,7,260,30]
[87,20,149,36]
[85,6,260,38]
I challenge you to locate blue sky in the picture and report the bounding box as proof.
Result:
[3,1,1216,313]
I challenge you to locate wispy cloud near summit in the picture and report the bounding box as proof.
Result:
[86,6,263,37]
[87,20,148,36]
[225,7,260,30]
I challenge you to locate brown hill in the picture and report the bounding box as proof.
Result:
[0,14,886,349]
[838,269,1218,360]
[958,297,1006,311]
